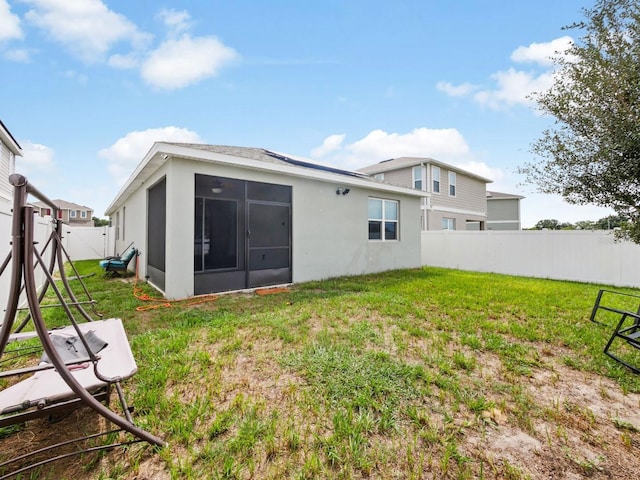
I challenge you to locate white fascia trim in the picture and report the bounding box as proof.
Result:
[431,205,486,217]
[0,128,22,157]
[487,219,520,224]
[106,142,428,215]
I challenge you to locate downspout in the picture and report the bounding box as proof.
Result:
[423,162,429,231]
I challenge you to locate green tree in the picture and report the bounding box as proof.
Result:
[534,219,561,230]
[93,216,109,227]
[519,0,640,242]
[575,220,596,230]
[594,214,626,229]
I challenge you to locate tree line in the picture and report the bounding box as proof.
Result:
[529,215,626,230]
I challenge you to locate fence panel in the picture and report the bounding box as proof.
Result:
[422,230,640,288]
[61,226,115,261]
[0,205,54,312]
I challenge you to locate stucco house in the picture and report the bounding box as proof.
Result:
[486,191,524,230]
[0,120,22,208]
[33,199,94,226]
[105,143,426,299]
[358,157,492,231]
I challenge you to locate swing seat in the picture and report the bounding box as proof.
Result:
[99,247,138,276]
[0,318,136,419]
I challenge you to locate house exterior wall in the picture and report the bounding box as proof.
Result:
[114,157,422,299]
[372,164,488,231]
[380,168,412,189]
[111,163,170,273]
[429,170,487,214]
[0,141,14,205]
[487,198,521,230]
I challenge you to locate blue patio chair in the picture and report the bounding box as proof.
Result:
[99,246,138,276]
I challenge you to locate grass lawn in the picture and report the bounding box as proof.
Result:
[2,262,640,479]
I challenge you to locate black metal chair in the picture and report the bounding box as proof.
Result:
[591,289,640,373]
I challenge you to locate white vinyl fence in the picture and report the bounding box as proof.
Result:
[422,230,640,288]
[60,225,115,261]
[0,205,55,312]
[1,201,116,311]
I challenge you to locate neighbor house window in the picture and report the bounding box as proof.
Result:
[70,210,77,218]
[374,173,384,181]
[80,210,87,219]
[442,218,456,230]
[413,165,423,190]
[432,166,440,193]
[368,198,399,241]
[449,171,457,196]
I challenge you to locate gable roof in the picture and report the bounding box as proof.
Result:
[358,156,493,184]
[106,143,427,216]
[486,191,525,200]
[0,119,22,156]
[32,199,92,211]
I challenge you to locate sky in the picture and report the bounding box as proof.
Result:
[0,0,617,226]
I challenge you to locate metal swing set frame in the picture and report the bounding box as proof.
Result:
[0,174,164,479]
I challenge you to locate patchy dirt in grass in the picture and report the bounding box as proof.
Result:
[2,330,640,479]
[462,355,640,479]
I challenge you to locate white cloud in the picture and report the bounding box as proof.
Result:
[510,36,573,66]
[99,126,202,185]
[23,0,151,63]
[0,0,22,41]
[473,68,555,110]
[3,48,30,62]
[16,140,56,173]
[14,2,238,90]
[107,52,139,69]
[438,36,572,110]
[311,134,346,157]
[456,160,504,183]
[157,8,192,36]
[436,81,478,97]
[140,34,238,90]
[311,127,474,171]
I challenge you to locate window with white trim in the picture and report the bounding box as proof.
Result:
[80,210,87,219]
[412,165,423,190]
[448,171,456,196]
[373,173,384,181]
[70,210,77,218]
[442,217,456,230]
[432,166,440,193]
[368,198,399,241]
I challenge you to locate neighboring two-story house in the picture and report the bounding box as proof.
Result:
[33,200,94,226]
[0,120,23,208]
[486,191,524,230]
[359,157,492,231]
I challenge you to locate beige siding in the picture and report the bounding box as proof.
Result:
[487,198,518,221]
[430,170,486,214]
[0,142,11,203]
[427,210,485,231]
[381,168,413,189]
